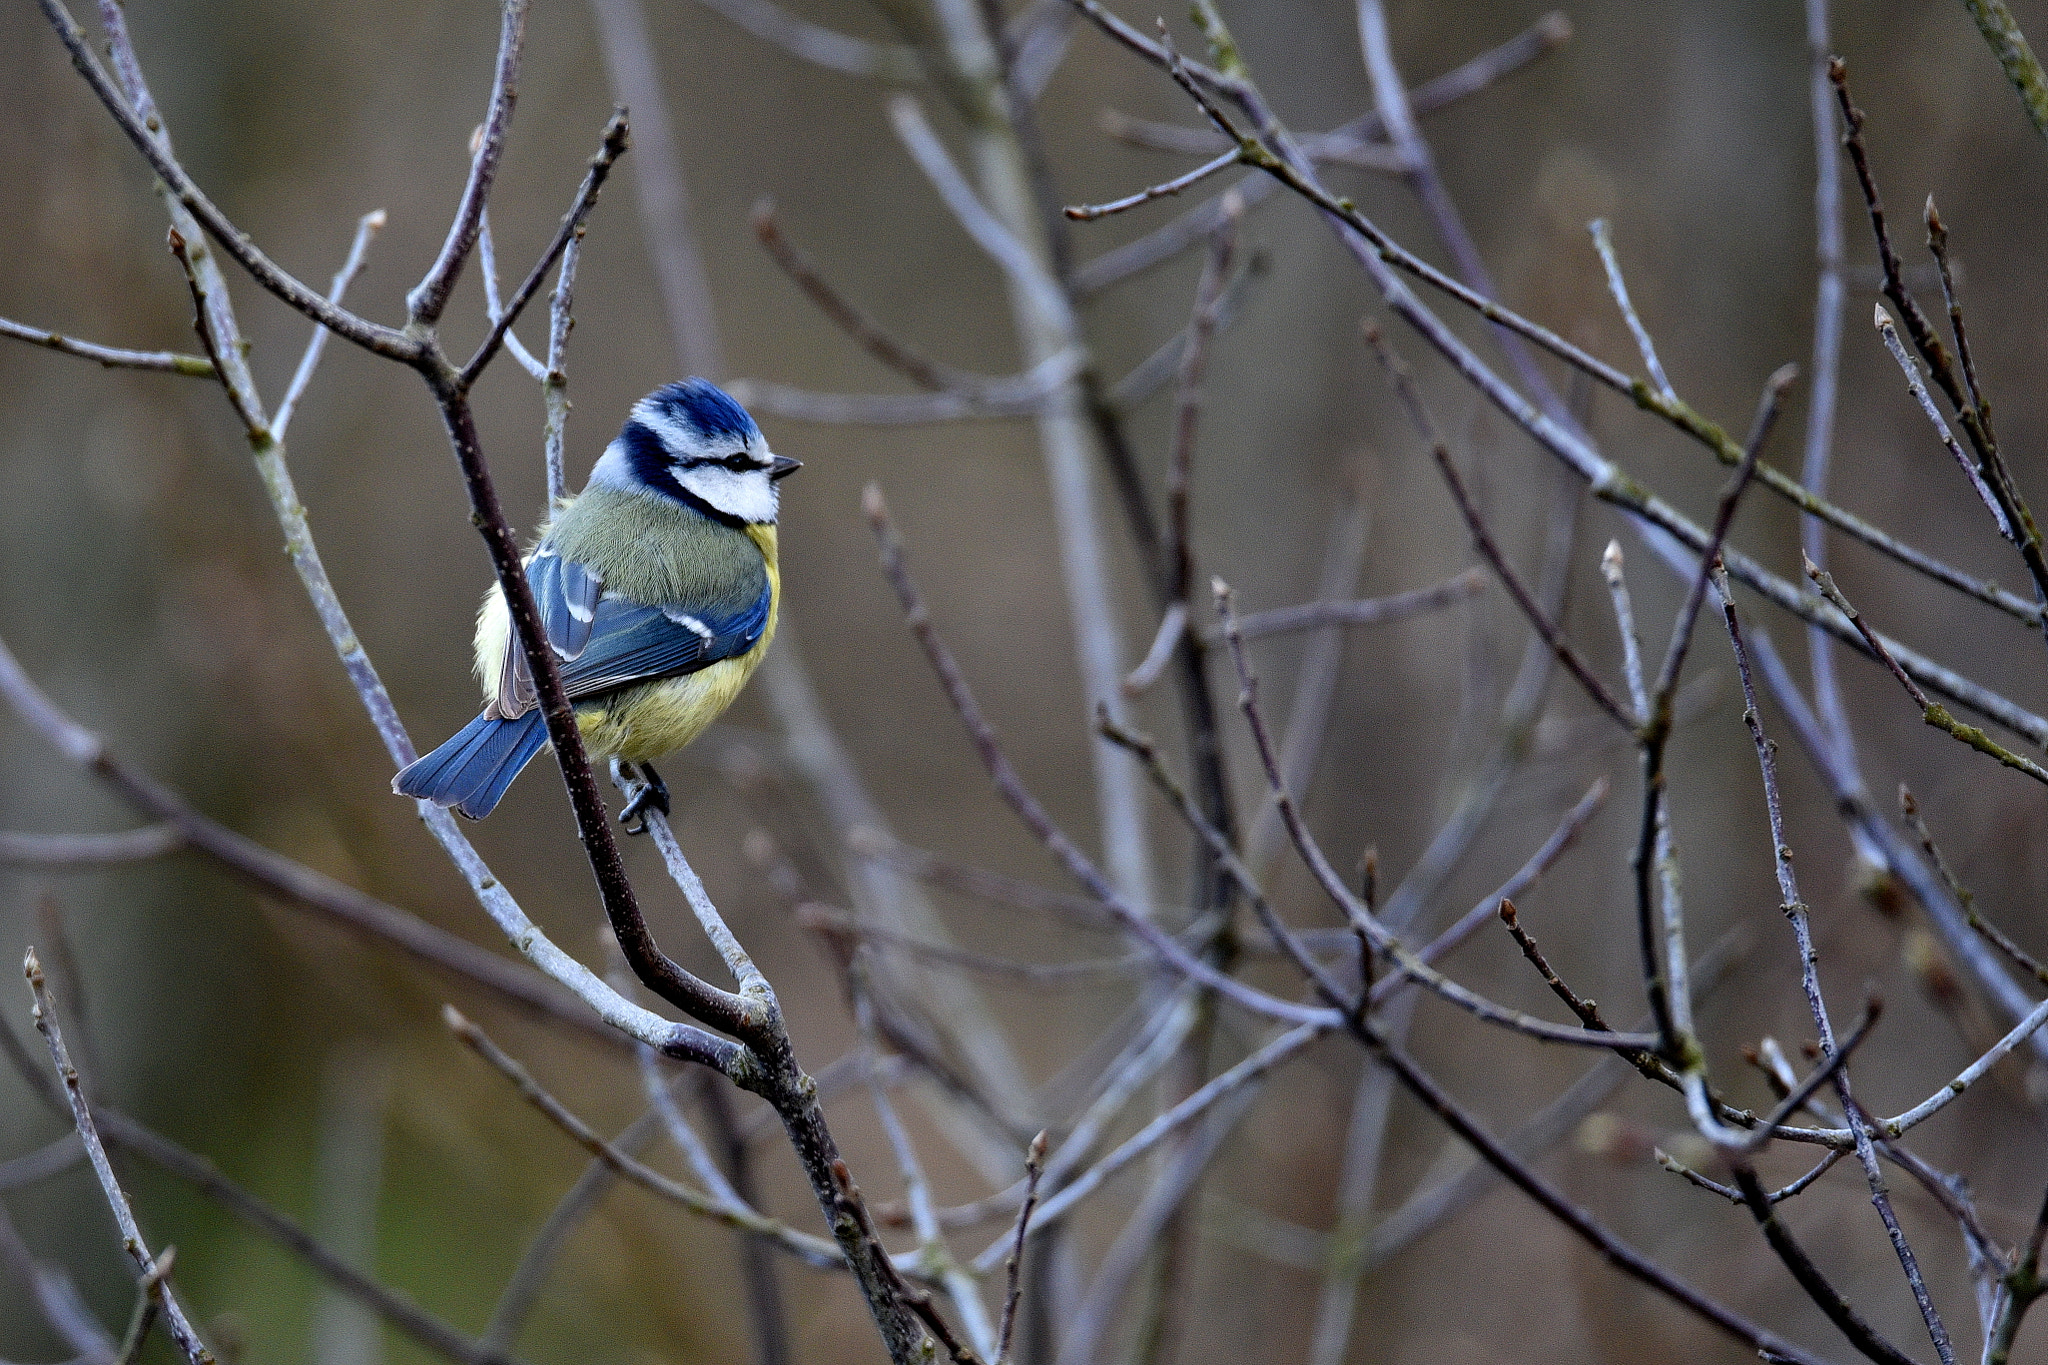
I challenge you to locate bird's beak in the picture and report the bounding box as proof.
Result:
[767,454,803,481]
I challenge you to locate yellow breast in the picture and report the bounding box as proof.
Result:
[472,523,779,763]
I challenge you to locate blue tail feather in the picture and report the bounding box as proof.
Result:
[393,710,551,819]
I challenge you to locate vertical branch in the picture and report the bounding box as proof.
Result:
[887,26,1155,913]
[587,0,725,378]
[544,231,583,507]
[603,0,1036,1172]
[1797,0,1877,864]
[407,0,531,323]
[1712,570,1957,1365]
[310,1050,389,1365]
[26,952,215,1365]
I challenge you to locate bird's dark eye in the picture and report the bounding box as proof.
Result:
[723,454,752,472]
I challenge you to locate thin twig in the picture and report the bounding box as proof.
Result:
[1923,198,1987,448]
[444,1008,856,1272]
[1208,568,1487,641]
[1873,304,2012,539]
[1064,147,1241,220]
[1122,602,1189,695]
[406,0,530,325]
[32,0,412,357]
[1832,58,2048,619]
[111,1246,173,1365]
[994,1133,1046,1365]
[1498,901,1608,1032]
[0,629,697,1054]
[1102,709,1654,1050]
[0,316,213,375]
[856,991,995,1361]
[273,209,386,439]
[1636,363,1795,1060]
[1071,10,1572,295]
[1955,0,2048,141]
[1900,787,2048,987]
[1658,1149,1842,1206]
[458,112,630,388]
[543,229,581,507]
[866,485,1335,1029]
[729,348,1084,423]
[478,205,550,381]
[0,826,183,867]
[1806,557,2048,784]
[752,200,957,391]
[26,952,214,1365]
[973,1019,1326,1270]
[1713,566,1957,1365]
[2,1004,531,1365]
[1363,322,1633,730]
[1743,1000,1882,1153]
[1588,219,1675,400]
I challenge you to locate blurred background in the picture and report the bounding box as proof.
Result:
[4,0,2048,1360]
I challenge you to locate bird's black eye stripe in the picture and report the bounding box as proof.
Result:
[679,452,757,472]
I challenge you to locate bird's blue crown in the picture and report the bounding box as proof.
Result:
[641,378,759,443]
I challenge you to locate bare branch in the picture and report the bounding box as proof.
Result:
[1363,323,1633,730]
[273,208,386,439]
[543,229,581,507]
[459,112,630,388]
[693,0,926,82]
[1064,147,1241,220]
[994,1133,1045,1365]
[0,315,213,376]
[1587,219,1675,401]
[753,200,959,391]
[1216,568,1488,642]
[32,0,412,357]
[1713,566,1957,1364]
[1954,0,2048,141]
[26,952,213,1365]
[0,826,183,867]
[866,484,1332,1028]
[1807,557,2048,785]
[444,1008,853,1272]
[730,347,1083,424]
[407,0,530,324]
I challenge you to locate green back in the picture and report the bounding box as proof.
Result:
[545,486,766,613]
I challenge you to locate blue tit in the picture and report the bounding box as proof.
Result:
[394,378,799,825]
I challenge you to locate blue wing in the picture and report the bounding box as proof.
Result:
[398,548,771,818]
[494,548,769,715]
[556,590,771,699]
[528,548,603,660]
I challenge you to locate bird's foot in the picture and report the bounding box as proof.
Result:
[615,759,671,835]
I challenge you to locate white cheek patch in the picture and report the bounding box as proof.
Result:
[674,463,779,524]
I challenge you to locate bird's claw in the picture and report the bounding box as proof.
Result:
[616,760,671,835]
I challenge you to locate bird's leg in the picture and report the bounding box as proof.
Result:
[615,758,671,834]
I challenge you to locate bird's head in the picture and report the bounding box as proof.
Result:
[589,378,800,525]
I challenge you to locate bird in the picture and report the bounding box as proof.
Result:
[394,378,799,826]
